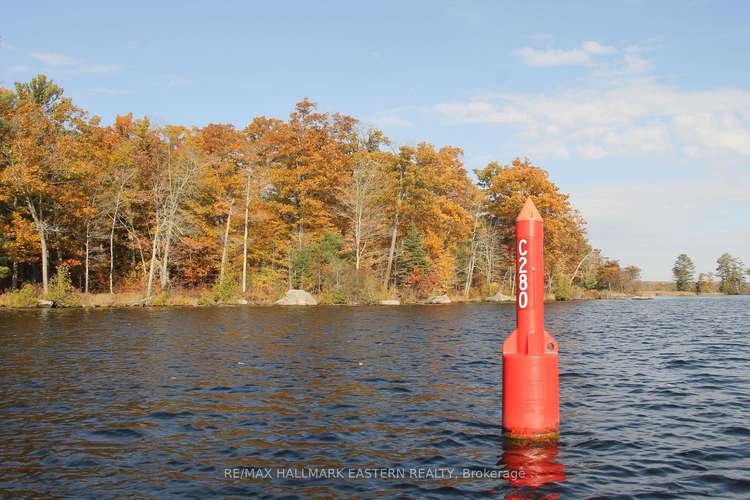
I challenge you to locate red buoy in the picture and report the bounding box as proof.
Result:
[502,198,560,440]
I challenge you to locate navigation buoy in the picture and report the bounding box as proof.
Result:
[502,198,560,441]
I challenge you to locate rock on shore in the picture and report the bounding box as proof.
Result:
[380,299,401,305]
[428,294,451,304]
[486,292,514,302]
[275,289,318,306]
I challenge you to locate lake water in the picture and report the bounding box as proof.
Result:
[1,297,749,498]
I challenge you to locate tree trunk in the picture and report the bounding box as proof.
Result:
[242,173,251,294]
[287,248,293,289]
[84,222,90,294]
[464,251,476,298]
[39,229,49,294]
[355,225,361,271]
[569,251,591,286]
[220,199,234,283]
[463,211,480,297]
[26,198,48,293]
[109,191,122,294]
[383,211,399,289]
[160,221,172,289]
[383,166,404,290]
[11,260,18,290]
[145,215,161,300]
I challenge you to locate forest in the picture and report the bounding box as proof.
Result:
[0,75,641,306]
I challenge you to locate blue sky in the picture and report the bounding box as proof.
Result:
[2,0,748,280]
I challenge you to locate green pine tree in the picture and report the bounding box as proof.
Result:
[716,253,746,295]
[672,253,695,291]
[398,223,428,286]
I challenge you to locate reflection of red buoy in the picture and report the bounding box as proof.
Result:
[503,199,560,441]
[500,440,566,488]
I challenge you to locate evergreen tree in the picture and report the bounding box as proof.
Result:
[716,253,746,295]
[398,223,428,285]
[672,254,695,291]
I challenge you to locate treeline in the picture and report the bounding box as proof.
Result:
[1,74,628,305]
[673,253,748,295]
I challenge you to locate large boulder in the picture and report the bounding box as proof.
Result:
[428,294,451,304]
[380,299,400,305]
[275,289,318,306]
[37,299,55,308]
[486,292,514,303]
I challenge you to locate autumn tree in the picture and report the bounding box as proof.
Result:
[475,218,506,294]
[381,145,411,289]
[596,259,624,292]
[189,123,248,287]
[143,127,201,299]
[0,75,83,292]
[338,136,386,271]
[476,158,588,293]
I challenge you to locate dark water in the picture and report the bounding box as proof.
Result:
[1,297,749,498]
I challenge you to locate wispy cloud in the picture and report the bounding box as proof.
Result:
[364,109,414,129]
[31,51,79,67]
[515,39,655,79]
[81,64,122,74]
[30,51,121,74]
[432,81,750,161]
[430,39,750,279]
[515,40,616,67]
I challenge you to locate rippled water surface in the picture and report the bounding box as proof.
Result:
[2,297,750,498]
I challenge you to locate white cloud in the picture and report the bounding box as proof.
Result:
[30,51,121,74]
[516,40,616,67]
[623,52,651,74]
[367,112,413,128]
[407,37,746,280]
[518,40,654,78]
[31,51,79,67]
[674,112,750,158]
[432,81,750,161]
[581,40,615,56]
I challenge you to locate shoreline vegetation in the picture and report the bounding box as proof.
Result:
[1,75,747,308]
[0,285,728,310]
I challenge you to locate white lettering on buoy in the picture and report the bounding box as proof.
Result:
[518,238,528,309]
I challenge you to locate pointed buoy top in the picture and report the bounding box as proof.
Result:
[516,198,543,222]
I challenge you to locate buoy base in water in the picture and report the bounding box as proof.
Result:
[502,430,560,443]
[502,330,560,440]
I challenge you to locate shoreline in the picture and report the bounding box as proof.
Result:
[0,290,731,310]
